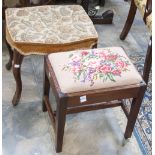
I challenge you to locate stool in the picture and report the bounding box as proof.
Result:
[5,5,98,106]
[43,47,146,152]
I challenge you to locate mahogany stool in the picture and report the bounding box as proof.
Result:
[43,47,146,152]
[5,5,98,106]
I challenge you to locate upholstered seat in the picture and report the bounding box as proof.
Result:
[134,0,147,16]
[146,13,152,33]
[48,47,143,93]
[5,5,98,55]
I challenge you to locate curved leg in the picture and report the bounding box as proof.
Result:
[124,85,146,139]
[5,41,13,70]
[42,57,50,112]
[120,0,137,40]
[143,37,152,85]
[12,50,24,106]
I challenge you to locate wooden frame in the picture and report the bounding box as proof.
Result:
[120,0,152,86]
[4,3,98,106]
[42,48,147,152]
[120,0,152,40]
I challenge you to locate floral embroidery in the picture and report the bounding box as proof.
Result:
[62,49,131,86]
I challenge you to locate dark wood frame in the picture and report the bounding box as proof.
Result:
[42,43,148,152]
[120,0,152,86]
[120,0,152,40]
[4,3,98,106]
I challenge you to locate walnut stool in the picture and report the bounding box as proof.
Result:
[43,47,146,152]
[5,5,98,106]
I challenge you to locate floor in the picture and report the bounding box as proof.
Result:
[2,0,150,155]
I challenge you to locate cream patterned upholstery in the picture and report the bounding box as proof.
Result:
[5,5,98,55]
[134,0,147,16]
[48,47,143,93]
[146,13,152,34]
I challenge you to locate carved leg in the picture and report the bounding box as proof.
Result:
[42,57,50,112]
[55,97,67,153]
[12,50,24,106]
[143,37,152,85]
[124,85,146,139]
[5,41,13,70]
[120,0,137,40]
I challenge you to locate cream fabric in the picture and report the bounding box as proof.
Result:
[5,5,98,55]
[134,0,147,16]
[146,13,152,34]
[48,47,143,94]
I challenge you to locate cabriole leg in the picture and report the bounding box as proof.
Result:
[12,50,24,106]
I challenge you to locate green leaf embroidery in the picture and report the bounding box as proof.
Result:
[69,53,73,58]
[107,73,116,82]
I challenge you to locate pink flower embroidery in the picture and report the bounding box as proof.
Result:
[107,55,118,61]
[112,70,121,76]
[89,61,100,68]
[99,52,107,58]
[72,66,80,73]
[116,60,128,68]
[82,51,89,56]
[99,65,112,73]
[62,49,130,86]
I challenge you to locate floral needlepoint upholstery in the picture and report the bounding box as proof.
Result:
[146,13,152,34]
[48,47,143,93]
[134,0,147,16]
[5,5,98,55]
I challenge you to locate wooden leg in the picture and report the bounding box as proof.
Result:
[55,97,67,153]
[124,86,146,139]
[120,0,137,40]
[12,50,24,106]
[5,41,13,70]
[42,57,50,112]
[143,37,152,85]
